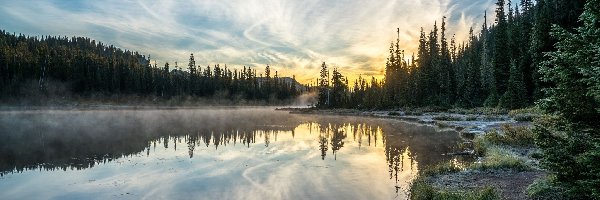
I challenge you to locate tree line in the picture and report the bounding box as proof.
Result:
[316,0,598,198]
[0,31,304,103]
[317,0,587,110]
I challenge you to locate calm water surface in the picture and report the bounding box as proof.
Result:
[0,107,464,199]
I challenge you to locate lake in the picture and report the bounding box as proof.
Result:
[0,107,465,199]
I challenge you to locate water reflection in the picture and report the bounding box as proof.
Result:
[0,108,465,199]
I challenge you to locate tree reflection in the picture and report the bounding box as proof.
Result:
[0,108,467,198]
[330,125,346,160]
[318,127,329,160]
[187,134,196,158]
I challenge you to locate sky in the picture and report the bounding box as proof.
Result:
[0,0,499,84]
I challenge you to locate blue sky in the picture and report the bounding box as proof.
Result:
[0,0,498,83]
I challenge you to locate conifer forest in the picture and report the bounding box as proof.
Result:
[0,0,598,199]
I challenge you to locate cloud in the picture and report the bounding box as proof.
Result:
[0,0,497,83]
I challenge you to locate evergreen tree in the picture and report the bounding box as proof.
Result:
[415,27,430,106]
[498,60,527,109]
[330,68,347,108]
[534,0,600,197]
[493,0,511,102]
[0,31,304,103]
[440,16,454,107]
[317,62,329,108]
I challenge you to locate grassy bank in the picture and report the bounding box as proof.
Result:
[409,125,544,200]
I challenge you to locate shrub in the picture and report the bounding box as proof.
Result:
[410,178,501,200]
[465,115,478,121]
[421,160,462,177]
[480,125,535,147]
[473,136,489,157]
[388,111,401,116]
[433,115,462,121]
[500,125,535,146]
[527,175,571,200]
[470,146,529,171]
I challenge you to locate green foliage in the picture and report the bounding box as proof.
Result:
[0,32,304,103]
[473,125,535,158]
[533,116,600,198]
[502,125,535,146]
[316,63,351,108]
[318,0,588,111]
[388,111,401,116]
[409,178,437,200]
[508,107,542,115]
[471,146,530,171]
[420,160,463,177]
[448,107,507,115]
[509,107,542,121]
[473,136,489,157]
[432,115,462,121]
[527,175,572,200]
[499,60,528,109]
[317,62,329,108]
[533,1,600,198]
[465,115,478,121]
[410,178,500,200]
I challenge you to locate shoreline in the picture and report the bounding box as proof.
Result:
[0,105,286,112]
[283,107,544,200]
[2,105,545,199]
[281,107,533,135]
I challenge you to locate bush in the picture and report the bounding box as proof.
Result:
[481,125,534,147]
[527,175,571,200]
[513,114,534,122]
[410,178,500,200]
[470,146,529,171]
[500,125,535,146]
[388,111,401,116]
[421,160,462,177]
[533,116,600,199]
[433,115,462,121]
[448,107,508,115]
[473,136,489,157]
[465,115,478,121]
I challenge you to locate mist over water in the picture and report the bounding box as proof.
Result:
[0,107,463,199]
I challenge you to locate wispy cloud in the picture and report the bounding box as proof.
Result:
[0,0,497,83]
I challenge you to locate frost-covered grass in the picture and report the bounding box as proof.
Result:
[410,159,501,200]
[410,125,538,199]
[432,115,463,121]
[410,177,500,200]
[470,146,530,171]
[448,107,508,115]
[420,160,463,177]
[526,175,573,200]
[508,107,543,122]
[476,125,535,151]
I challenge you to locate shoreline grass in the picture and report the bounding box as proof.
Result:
[409,124,538,200]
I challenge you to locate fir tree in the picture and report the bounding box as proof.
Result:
[498,60,527,109]
[317,62,329,108]
[534,0,600,197]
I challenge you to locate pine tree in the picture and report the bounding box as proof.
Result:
[415,27,429,106]
[534,0,600,197]
[429,21,441,105]
[493,0,511,101]
[498,60,527,109]
[481,12,499,107]
[188,53,196,75]
[330,68,347,108]
[317,62,329,108]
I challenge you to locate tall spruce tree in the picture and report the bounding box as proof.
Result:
[499,60,527,109]
[317,62,329,108]
[534,0,600,197]
[493,0,511,104]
